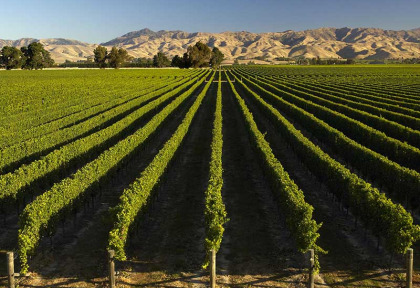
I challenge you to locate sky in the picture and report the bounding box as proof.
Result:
[0,0,419,43]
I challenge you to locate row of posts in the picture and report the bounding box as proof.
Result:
[107,248,414,288]
[2,248,415,288]
[306,248,414,288]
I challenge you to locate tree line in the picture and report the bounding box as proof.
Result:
[93,46,132,68]
[0,42,54,70]
[1,41,224,70]
[94,41,224,69]
[165,41,224,68]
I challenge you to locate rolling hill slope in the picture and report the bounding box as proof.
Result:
[1,27,419,63]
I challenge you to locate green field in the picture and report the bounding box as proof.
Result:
[0,66,419,287]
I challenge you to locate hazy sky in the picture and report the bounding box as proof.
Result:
[1,0,419,43]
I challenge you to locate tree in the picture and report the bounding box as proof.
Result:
[0,46,25,70]
[182,52,191,68]
[170,54,192,68]
[171,55,183,68]
[93,45,108,68]
[133,57,153,67]
[21,42,54,70]
[187,41,212,68]
[108,47,130,68]
[153,52,170,67]
[210,47,224,68]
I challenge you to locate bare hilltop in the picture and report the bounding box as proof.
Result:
[1,27,420,63]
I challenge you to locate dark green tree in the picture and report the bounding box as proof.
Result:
[21,42,54,70]
[93,45,108,68]
[133,57,153,67]
[171,55,183,68]
[182,52,191,68]
[187,41,212,68]
[210,47,224,68]
[107,47,130,68]
[153,52,170,67]
[0,46,25,70]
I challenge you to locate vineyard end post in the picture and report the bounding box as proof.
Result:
[308,249,314,288]
[108,249,116,288]
[210,249,216,288]
[406,248,413,288]
[7,251,15,288]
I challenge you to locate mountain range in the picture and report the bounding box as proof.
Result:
[1,27,420,63]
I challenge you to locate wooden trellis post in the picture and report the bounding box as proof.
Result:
[308,249,314,288]
[406,248,413,288]
[210,249,216,288]
[108,250,116,288]
[7,251,15,288]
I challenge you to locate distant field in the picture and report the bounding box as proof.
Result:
[0,66,419,287]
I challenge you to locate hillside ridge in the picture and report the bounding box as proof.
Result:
[1,27,419,63]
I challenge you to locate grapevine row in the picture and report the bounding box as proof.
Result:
[235,71,420,208]
[0,73,202,172]
[0,73,199,148]
[0,71,193,117]
[0,73,208,209]
[270,74,420,119]
[233,70,420,171]
[263,73,420,128]
[203,73,228,268]
[258,68,420,108]
[18,71,209,274]
[308,78,420,107]
[1,71,197,134]
[1,81,144,132]
[232,73,420,257]
[237,70,420,147]
[108,72,215,260]
[270,69,420,103]
[232,71,420,205]
[227,73,324,271]
[325,80,420,104]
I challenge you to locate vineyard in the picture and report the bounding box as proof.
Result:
[0,66,419,287]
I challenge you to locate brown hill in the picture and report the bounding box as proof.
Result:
[1,27,420,63]
[0,38,96,63]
